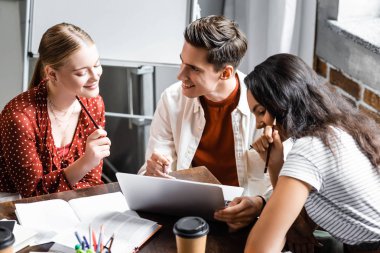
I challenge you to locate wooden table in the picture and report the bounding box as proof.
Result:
[0,169,251,253]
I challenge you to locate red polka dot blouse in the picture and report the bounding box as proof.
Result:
[0,82,105,197]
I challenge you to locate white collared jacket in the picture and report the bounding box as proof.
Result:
[139,72,271,198]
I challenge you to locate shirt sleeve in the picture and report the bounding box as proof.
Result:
[279,139,323,191]
[138,91,177,175]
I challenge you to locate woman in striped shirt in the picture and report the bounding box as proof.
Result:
[244,53,380,252]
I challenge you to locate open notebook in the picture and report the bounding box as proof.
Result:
[15,192,160,253]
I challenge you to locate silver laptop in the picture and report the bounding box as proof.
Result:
[116,172,243,220]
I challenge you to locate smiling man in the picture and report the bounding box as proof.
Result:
[139,15,269,230]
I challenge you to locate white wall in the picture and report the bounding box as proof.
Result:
[223,0,317,72]
[0,0,24,109]
[338,0,380,21]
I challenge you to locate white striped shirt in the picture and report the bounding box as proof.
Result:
[280,128,380,245]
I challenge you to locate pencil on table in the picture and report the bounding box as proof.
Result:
[92,228,97,251]
[102,233,114,253]
[89,225,92,250]
[100,225,105,252]
[104,233,114,248]
[108,233,114,252]
[96,225,104,253]
[75,231,83,246]
[83,235,90,249]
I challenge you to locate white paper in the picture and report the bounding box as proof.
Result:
[68,192,129,222]
[218,184,245,201]
[15,199,79,233]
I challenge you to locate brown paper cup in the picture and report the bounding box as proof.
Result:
[0,246,13,253]
[173,216,209,253]
[175,234,207,253]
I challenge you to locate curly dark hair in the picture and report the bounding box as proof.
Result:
[244,53,380,168]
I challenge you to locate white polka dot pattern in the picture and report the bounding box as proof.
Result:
[0,82,105,197]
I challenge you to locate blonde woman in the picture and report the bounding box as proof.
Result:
[0,23,111,197]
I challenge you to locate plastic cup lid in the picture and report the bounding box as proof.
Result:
[173,216,209,238]
[0,226,15,250]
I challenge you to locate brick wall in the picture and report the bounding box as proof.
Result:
[314,56,380,124]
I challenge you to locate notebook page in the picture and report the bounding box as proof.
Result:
[68,192,130,222]
[15,199,80,233]
[90,212,159,253]
[52,212,159,252]
[13,223,38,251]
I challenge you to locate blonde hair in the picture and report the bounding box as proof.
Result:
[29,23,94,89]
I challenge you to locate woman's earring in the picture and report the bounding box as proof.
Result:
[39,78,49,85]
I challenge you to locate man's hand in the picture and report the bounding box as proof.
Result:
[145,152,174,178]
[214,196,264,232]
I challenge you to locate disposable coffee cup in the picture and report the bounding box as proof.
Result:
[173,216,209,253]
[0,226,15,253]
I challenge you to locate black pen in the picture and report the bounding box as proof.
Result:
[75,95,100,129]
[264,118,276,173]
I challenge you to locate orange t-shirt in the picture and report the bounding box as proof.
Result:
[192,78,240,186]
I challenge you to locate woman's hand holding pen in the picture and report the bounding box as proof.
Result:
[82,129,111,170]
[64,129,111,185]
[252,125,284,186]
[145,152,174,179]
